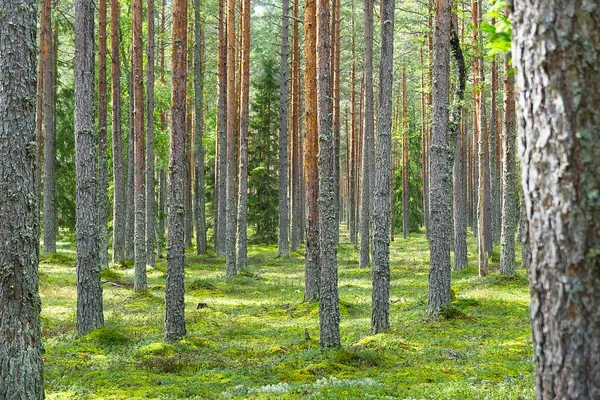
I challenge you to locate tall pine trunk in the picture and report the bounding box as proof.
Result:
[512,1,600,396]
[358,0,374,268]
[401,68,409,238]
[427,0,452,317]
[75,0,104,335]
[348,3,357,245]
[303,0,320,302]
[278,0,290,257]
[98,0,109,269]
[316,0,340,349]
[225,0,237,276]
[194,0,207,254]
[165,0,188,341]
[146,0,156,268]
[236,0,250,270]
[0,0,45,394]
[111,0,126,265]
[371,0,394,334]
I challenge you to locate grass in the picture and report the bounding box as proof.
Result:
[41,228,534,399]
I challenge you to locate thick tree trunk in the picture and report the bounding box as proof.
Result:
[303,0,320,302]
[358,0,374,269]
[111,0,126,265]
[146,0,156,268]
[499,51,516,275]
[512,1,600,397]
[316,0,340,349]
[225,0,237,276]
[278,0,290,257]
[165,0,188,341]
[133,0,147,291]
[427,0,452,317]
[371,0,394,334]
[98,0,109,269]
[236,0,250,270]
[215,0,227,256]
[0,0,45,395]
[194,0,207,255]
[42,0,56,254]
[75,0,104,335]
[35,6,44,214]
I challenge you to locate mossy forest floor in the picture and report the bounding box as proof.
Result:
[41,228,534,399]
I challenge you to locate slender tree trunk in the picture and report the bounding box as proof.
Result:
[359,0,374,269]
[490,54,500,245]
[512,1,600,396]
[126,59,135,261]
[427,0,452,317]
[215,0,228,256]
[303,0,320,302]
[477,46,489,276]
[290,0,302,252]
[331,0,341,243]
[316,0,339,348]
[470,0,479,238]
[111,0,125,265]
[146,0,156,268]
[194,0,207,254]
[75,0,104,335]
[371,0,394,334]
[278,0,290,257]
[401,67,409,238]
[0,0,45,394]
[236,0,250,270]
[165,0,188,341]
[348,1,357,245]
[133,0,147,291]
[225,0,237,276]
[42,0,56,254]
[499,50,516,275]
[97,0,109,269]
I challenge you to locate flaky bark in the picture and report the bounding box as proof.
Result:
[236,0,250,270]
[111,0,126,265]
[278,0,290,257]
[98,0,109,269]
[225,0,237,276]
[165,0,188,341]
[42,0,56,254]
[75,0,104,335]
[0,0,45,395]
[358,0,374,268]
[303,0,320,302]
[427,0,452,317]
[316,0,340,349]
[371,0,394,334]
[194,0,207,254]
[133,0,147,291]
[146,0,156,268]
[499,51,516,275]
[512,2,600,397]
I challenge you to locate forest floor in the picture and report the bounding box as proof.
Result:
[41,228,534,399]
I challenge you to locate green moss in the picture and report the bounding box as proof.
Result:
[84,327,131,346]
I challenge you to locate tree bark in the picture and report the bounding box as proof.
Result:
[371,0,394,334]
[146,0,156,268]
[290,0,302,252]
[348,2,357,245]
[111,0,126,265]
[0,0,45,395]
[75,0,104,335]
[512,0,600,397]
[331,0,341,244]
[303,0,320,302]
[133,0,147,291]
[490,55,500,245]
[126,59,135,261]
[499,50,516,275]
[215,0,228,256]
[358,0,374,268]
[165,0,188,341]
[97,0,109,269]
[278,0,290,257]
[236,0,250,270]
[194,0,207,255]
[401,67,409,238]
[427,0,452,317]
[42,0,56,254]
[225,0,237,276]
[316,0,340,349]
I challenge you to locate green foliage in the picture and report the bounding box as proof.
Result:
[247,57,280,244]
[481,0,512,57]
